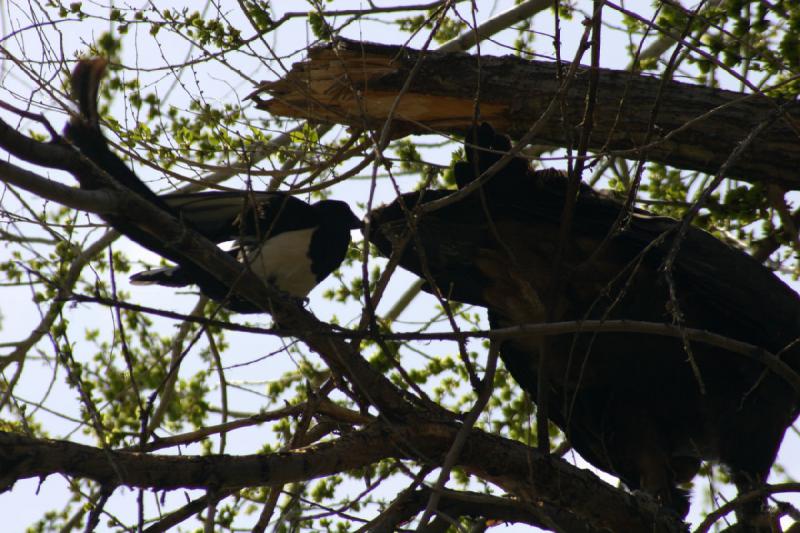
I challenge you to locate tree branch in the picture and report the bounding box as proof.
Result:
[0,419,687,533]
[253,38,800,188]
[65,293,800,394]
[0,159,117,213]
[0,425,392,491]
[437,0,552,53]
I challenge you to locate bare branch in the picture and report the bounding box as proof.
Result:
[0,159,117,213]
[437,0,553,53]
[0,420,686,533]
[254,38,800,188]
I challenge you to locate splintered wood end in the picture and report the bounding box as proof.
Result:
[249,41,507,135]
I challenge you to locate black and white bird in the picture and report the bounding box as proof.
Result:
[130,191,361,311]
[64,57,360,313]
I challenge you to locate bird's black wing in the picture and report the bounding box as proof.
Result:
[162,191,317,244]
[624,210,800,351]
[453,121,800,349]
[513,183,800,351]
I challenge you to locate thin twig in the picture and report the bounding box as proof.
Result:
[416,342,499,528]
[693,483,800,533]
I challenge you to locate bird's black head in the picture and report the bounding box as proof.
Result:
[313,200,362,230]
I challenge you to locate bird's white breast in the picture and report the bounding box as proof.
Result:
[243,228,317,297]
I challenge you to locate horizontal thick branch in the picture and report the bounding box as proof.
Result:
[253,38,800,188]
[0,421,686,533]
[366,486,602,532]
[0,426,392,492]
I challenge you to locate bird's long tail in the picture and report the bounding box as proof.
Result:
[63,58,169,209]
[130,266,191,287]
[62,58,240,306]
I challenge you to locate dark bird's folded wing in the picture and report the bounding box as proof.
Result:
[162,191,319,243]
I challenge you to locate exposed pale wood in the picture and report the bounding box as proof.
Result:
[255,45,505,130]
[251,38,800,189]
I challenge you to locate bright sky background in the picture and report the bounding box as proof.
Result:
[1,1,798,531]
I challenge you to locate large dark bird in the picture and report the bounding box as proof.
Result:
[64,58,359,312]
[368,123,800,525]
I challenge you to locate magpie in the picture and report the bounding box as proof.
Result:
[130,191,361,308]
[64,57,361,312]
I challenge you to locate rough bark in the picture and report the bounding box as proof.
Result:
[251,38,800,189]
[0,421,687,533]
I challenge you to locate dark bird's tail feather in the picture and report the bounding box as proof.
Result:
[63,58,249,308]
[64,58,169,209]
[129,267,191,287]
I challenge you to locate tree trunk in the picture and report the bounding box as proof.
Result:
[252,38,800,189]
